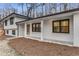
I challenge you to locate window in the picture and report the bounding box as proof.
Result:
[7,30,9,34]
[53,21,60,32]
[5,20,7,26]
[61,20,69,33]
[10,17,14,25]
[53,19,69,33]
[12,30,16,35]
[32,24,36,32]
[32,23,41,32]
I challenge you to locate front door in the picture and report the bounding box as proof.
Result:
[27,24,30,35]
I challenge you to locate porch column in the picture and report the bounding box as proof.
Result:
[41,20,44,40]
[24,23,26,37]
[18,24,20,37]
[16,24,19,37]
[73,13,79,47]
[16,29,17,37]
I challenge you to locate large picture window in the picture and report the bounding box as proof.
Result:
[32,23,41,32]
[53,19,69,33]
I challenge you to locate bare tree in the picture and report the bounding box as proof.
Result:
[18,3,25,15]
[0,4,18,19]
[0,3,79,19]
[49,3,57,14]
[59,3,62,12]
[41,3,45,16]
[62,3,68,11]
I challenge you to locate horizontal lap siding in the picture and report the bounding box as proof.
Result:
[43,16,73,43]
[19,24,25,37]
[30,22,41,39]
[25,15,73,43]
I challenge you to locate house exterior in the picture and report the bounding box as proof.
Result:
[0,13,27,36]
[1,8,79,47]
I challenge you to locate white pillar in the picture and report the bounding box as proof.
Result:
[24,23,26,37]
[18,24,20,37]
[73,13,79,47]
[41,20,44,40]
[16,29,17,37]
[16,24,19,37]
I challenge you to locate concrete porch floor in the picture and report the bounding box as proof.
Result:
[8,37,79,56]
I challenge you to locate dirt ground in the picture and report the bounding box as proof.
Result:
[8,37,79,56]
[0,35,13,40]
[0,36,7,40]
[0,36,20,56]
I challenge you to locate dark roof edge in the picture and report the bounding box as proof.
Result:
[32,8,79,20]
[16,8,79,24]
[0,13,27,22]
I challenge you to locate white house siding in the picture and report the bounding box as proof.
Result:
[4,17,25,29]
[30,32,41,39]
[5,30,7,35]
[24,16,73,44]
[29,21,41,39]
[43,16,73,44]
[4,17,26,36]
[18,23,25,37]
[5,29,17,36]
[73,13,79,47]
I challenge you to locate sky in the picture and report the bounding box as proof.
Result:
[0,3,78,10]
[0,3,78,11]
[0,3,79,17]
[0,3,17,9]
[0,3,23,12]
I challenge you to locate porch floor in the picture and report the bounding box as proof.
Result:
[8,37,79,56]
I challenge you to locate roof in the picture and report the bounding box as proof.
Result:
[0,13,29,22]
[16,8,79,24]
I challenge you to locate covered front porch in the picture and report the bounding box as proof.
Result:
[16,16,73,46]
[16,12,79,47]
[17,19,44,41]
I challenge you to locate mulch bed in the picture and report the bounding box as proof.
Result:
[8,37,79,56]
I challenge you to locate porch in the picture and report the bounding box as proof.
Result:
[17,16,73,46]
[17,19,43,40]
[16,12,79,47]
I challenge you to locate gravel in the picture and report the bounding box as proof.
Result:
[0,39,20,56]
